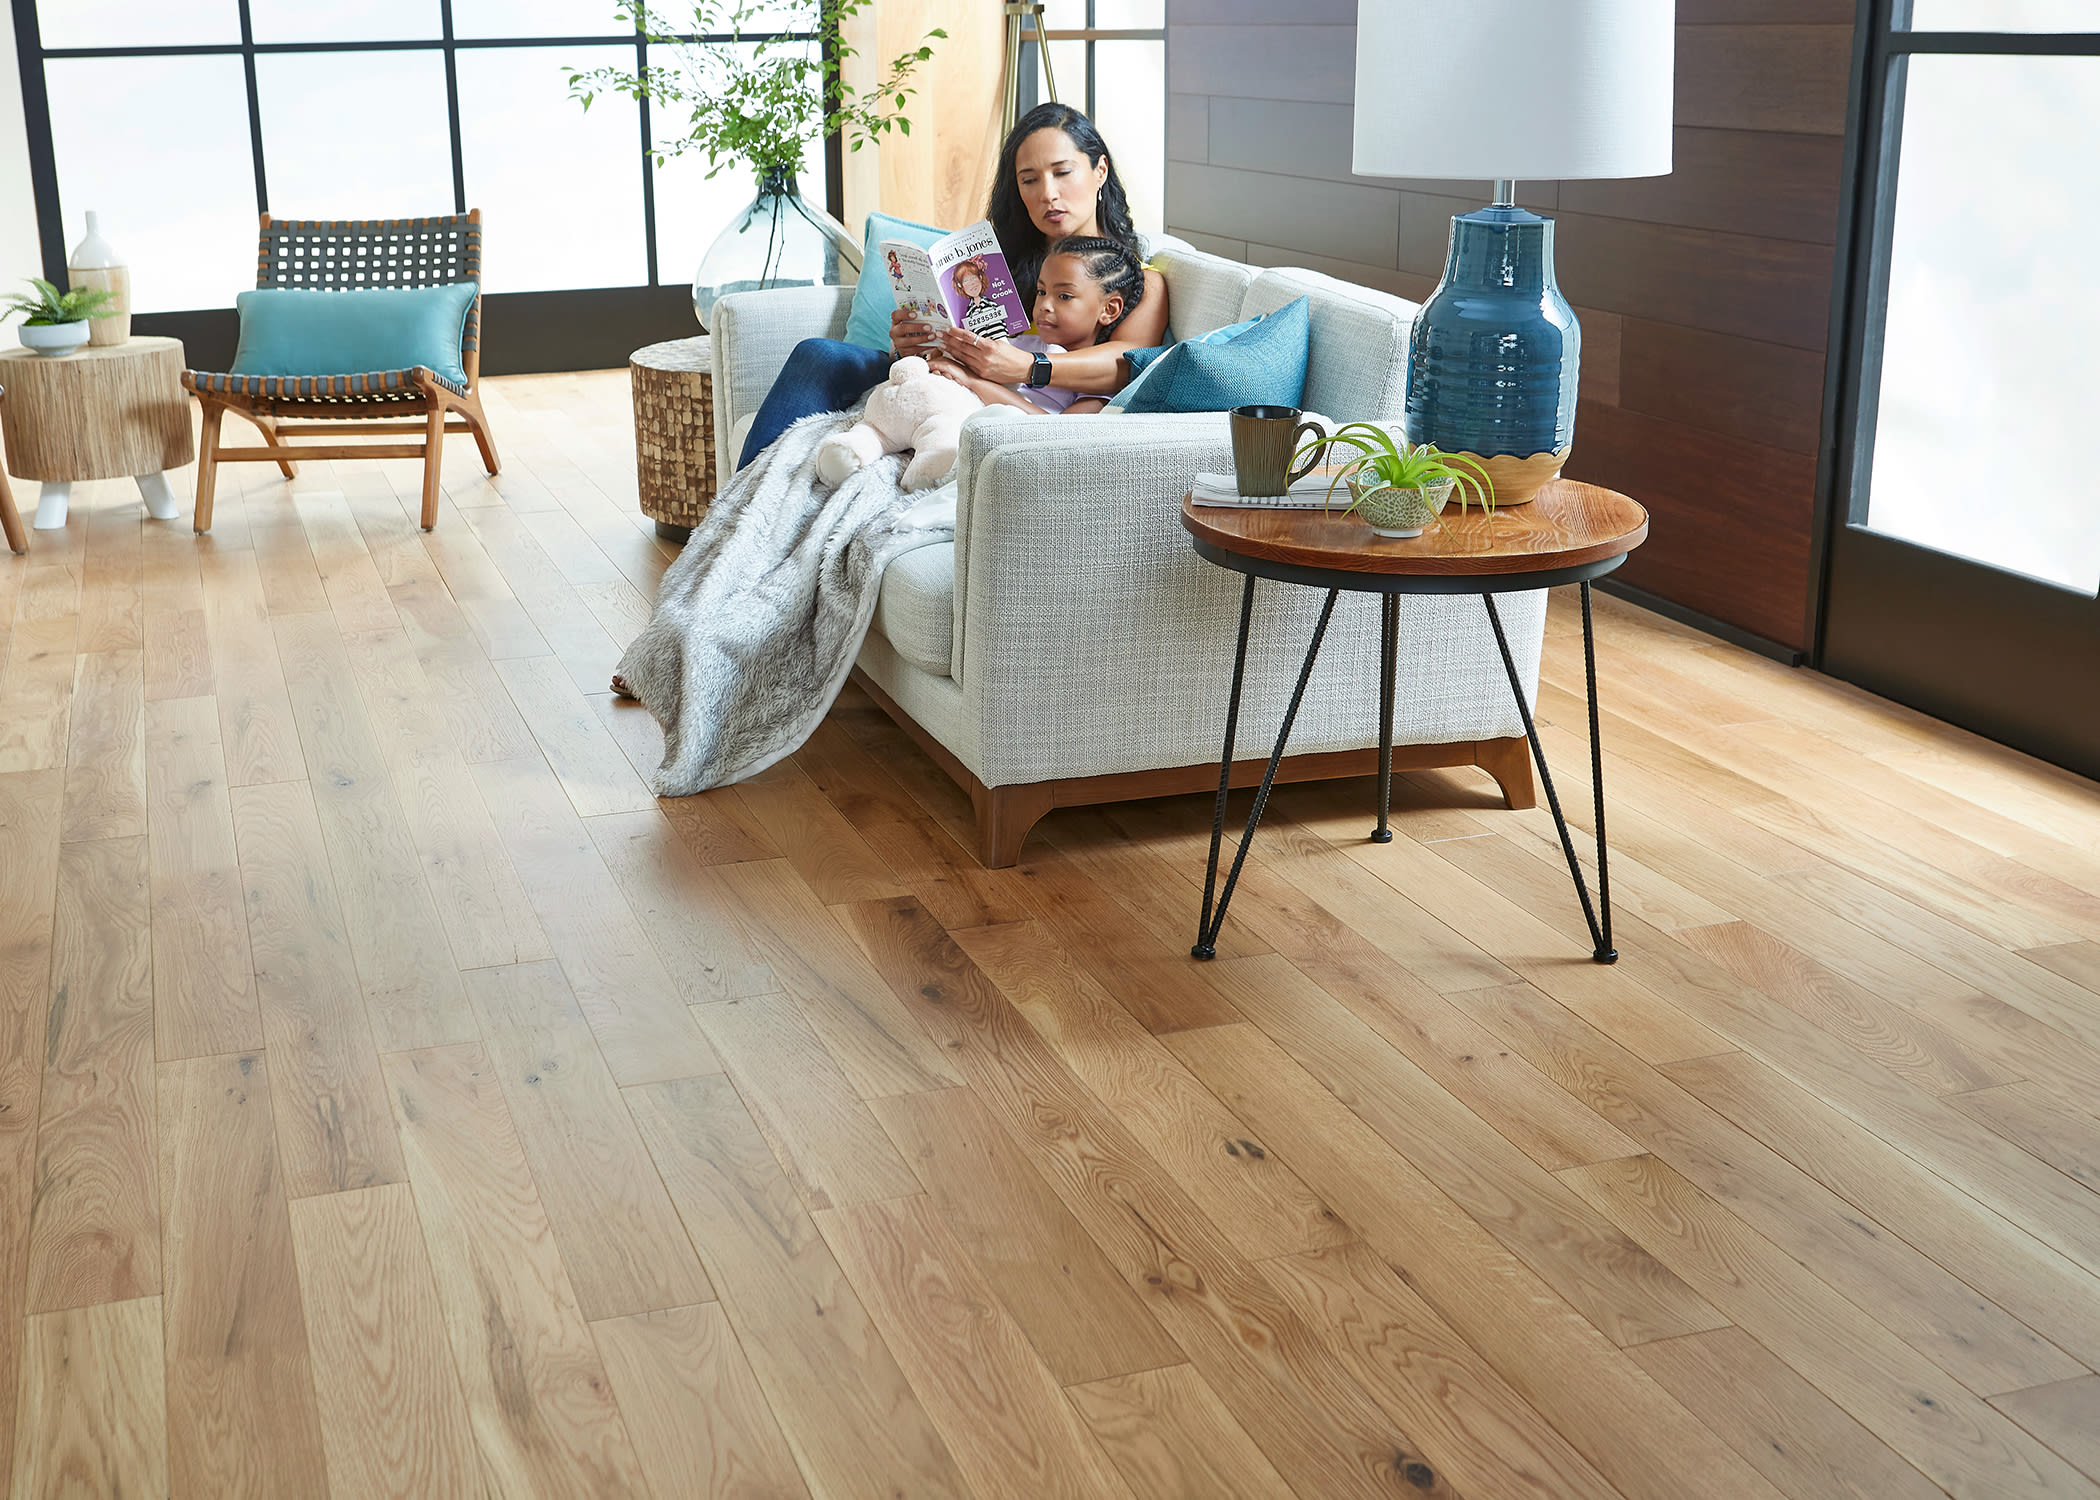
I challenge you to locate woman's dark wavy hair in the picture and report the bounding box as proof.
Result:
[987,102,1139,308]
[1045,236,1145,345]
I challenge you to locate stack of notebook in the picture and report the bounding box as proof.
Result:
[1190,467,1354,509]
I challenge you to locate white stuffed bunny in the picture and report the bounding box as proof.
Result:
[816,355,985,493]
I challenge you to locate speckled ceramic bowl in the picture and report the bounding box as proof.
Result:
[1349,473,1456,538]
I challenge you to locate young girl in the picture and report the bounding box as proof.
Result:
[929,236,1144,417]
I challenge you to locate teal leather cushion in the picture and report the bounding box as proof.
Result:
[1112,296,1310,414]
[230,283,477,388]
[843,211,949,352]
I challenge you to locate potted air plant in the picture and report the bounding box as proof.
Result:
[4,278,118,356]
[1297,422,1495,539]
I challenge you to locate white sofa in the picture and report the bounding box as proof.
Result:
[709,245,1545,866]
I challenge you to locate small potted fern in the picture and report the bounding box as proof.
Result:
[5,278,117,356]
[1298,423,1495,538]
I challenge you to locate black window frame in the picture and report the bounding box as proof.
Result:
[1813,0,2100,777]
[8,0,840,372]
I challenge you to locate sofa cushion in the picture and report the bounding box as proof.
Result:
[1241,267,1414,422]
[1114,296,1310,414]
[843,210,949,352]
[1155,248,1258,342]
[872,542,955,678]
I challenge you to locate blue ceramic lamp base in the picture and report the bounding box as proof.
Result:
[1404,189,1579,505]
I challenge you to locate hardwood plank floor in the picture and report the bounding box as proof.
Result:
[7,372,2100,1499]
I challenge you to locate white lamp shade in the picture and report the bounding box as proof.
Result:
[1352,0,1675,181]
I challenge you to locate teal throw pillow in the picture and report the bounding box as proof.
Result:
[231,283,477,388]
[843,211,949,352]
[1112,296,1311,414]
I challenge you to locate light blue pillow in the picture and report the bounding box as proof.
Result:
[231,283,477,388]
[843,211,949,352]
[1113,296,1311,414]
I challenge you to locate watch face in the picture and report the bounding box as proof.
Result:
[1031,352,1052,387]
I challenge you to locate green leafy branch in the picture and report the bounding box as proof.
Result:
[566,0,945,184]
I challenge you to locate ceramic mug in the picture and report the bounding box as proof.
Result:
[1230,405,1328,497]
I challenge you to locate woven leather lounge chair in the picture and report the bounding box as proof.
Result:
[183,211,498,533]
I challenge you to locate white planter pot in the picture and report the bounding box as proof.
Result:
[19,321,90,356]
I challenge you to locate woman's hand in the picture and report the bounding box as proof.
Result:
[937,327,1032,385]
[890,305,942,358]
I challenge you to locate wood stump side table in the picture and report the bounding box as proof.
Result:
[0,336,194,529]
[630,335,716,543]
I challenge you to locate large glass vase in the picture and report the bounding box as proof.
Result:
[691,171,855,330]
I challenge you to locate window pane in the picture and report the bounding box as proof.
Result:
[651,44,829,291]
[248,0,438,42]
[36,0,238,49]
[257,52,453,221]
[45,56,257,312]
[1906,0,2098,29]
[453,0,625,38]
[1094,40,1164,235]
[457,45,647,291]
[1864,54,2100,592]
[1042,0,1086,26]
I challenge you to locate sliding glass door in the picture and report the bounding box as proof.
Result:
[1820,1,2100,776]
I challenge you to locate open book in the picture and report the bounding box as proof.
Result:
[880,220,1030,341]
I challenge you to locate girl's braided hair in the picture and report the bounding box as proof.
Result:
[1047,235,1146,344]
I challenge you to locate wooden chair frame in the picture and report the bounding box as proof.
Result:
[0,386,24,554]
[185,211,499,533]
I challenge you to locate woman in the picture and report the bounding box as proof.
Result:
[736,102,1172,466]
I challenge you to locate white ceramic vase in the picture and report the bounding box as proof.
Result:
[19,321,90,356]
[68,210,130,347]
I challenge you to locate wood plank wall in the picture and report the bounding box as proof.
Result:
[1164,0,1856,652]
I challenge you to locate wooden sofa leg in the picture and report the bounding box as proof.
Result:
[972,782,1055,868]
[419,401,445,530]
[193,400,225,534]
[1479,735,1536,810]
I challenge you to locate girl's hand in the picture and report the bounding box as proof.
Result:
[890,305,941,358]
[926,357,971,385]
[938,327,1031,384]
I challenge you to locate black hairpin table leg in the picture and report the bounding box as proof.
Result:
[1483,584,1617,963]
[1371,592,1399,844]
[1194,585,1340,960]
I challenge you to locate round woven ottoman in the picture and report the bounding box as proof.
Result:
[630,336,716,543]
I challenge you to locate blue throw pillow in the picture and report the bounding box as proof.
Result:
[843,211,949,352]
[231,283,477,388]
[1113,296,1311,414]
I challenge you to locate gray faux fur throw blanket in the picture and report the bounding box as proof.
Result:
[615,404,956,795]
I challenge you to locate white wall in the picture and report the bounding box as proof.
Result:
[1,16,44,289]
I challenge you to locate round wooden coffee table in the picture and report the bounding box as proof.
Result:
[1182,478,1648,963]
[0,336,194,529]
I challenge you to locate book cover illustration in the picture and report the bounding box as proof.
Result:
[881,220,1030,340]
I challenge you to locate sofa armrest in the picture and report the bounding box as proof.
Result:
[946,407,1545,788]
[709,285,857,467]
[951,408,1234,685]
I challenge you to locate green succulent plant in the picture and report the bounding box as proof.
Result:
[3,278,118,326]
[1295,422,1495,535]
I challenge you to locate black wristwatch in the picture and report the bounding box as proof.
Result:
[1027,350,1053,388]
